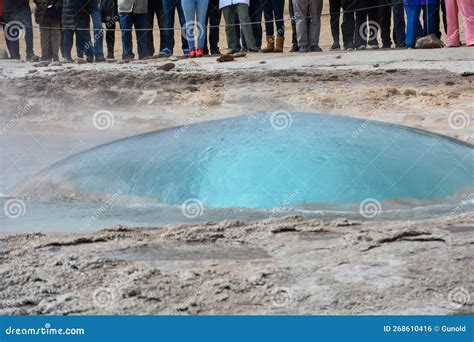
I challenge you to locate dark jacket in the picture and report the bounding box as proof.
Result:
[34,0,63,23]
[4,0,30,14]
[100,0,118,22]
[61,0,90,28]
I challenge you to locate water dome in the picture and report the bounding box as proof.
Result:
[16,113,473,209]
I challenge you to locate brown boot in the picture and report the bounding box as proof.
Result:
[274,36,285,52]
[261,36,275,53]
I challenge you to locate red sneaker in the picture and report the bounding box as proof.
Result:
[188,49,196,58]
[196,49,204,57]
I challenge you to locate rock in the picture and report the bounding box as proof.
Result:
[385,68,397,73]
[259,61,266,64]
[121,287,140,298]
[403,89,417,96]
[216,54,234,63]
[158,62,175,71]
[28,69,38,73]
[231,52,247,58]
[50,62,62,67]
[0,49,9,59]
[33,61,50,68]
[415,34,444,49]
[373,63,379,68]
[461,71,474,77]
[180,270,199,280]
[336,55,342,59]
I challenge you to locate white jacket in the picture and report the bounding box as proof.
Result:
[219,0,249,9]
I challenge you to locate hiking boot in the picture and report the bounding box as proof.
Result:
[310,45,322,52]
[262,36,274,53]
[274,36,284,52]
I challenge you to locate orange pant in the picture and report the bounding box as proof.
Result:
[446,0,474,46]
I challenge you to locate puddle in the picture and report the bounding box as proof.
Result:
[105,243,271,261]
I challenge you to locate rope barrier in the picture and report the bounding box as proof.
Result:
[0,1,406,32]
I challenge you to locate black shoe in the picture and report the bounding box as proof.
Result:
[86,56,94,63]
[248,47,259,53]
[330,42,340,51]
[63,57,74,63]
[356,45,366,50]
[299,45,310,53]
[343,43,355,51]
[26,53,40,62]
[107,53,114,59]
[310,45,322,52]
[210,49,221,56]
[289,45,299,52]
[228,49,240,54]
[382,44,391,49]
[95,56,106,63]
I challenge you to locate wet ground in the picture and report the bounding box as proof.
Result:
[0,47,472,315]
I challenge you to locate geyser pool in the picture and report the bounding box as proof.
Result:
[18,113,473,209]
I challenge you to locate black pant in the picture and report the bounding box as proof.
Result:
[105,20,117,57]
[147,1,167,55]
[378,0,392,47]
[204,0,221,54]
[329,0,356,48]
[241,0,264,49]
[354,0,379,47]
[289,0,297,48]
[435,0,447,39]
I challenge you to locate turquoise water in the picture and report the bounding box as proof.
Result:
[22,112,473,209]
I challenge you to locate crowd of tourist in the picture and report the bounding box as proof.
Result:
[0,0,472,62]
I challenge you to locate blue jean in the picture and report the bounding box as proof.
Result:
[63,27,94,60]
[119,12,149,59]
[181,0,209,49]
[263,0,285,37]
[4,6,34,58]
[90,4,105,58]
[164,0,189,52]
[405,3,437,47]
[243,0,263,48]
